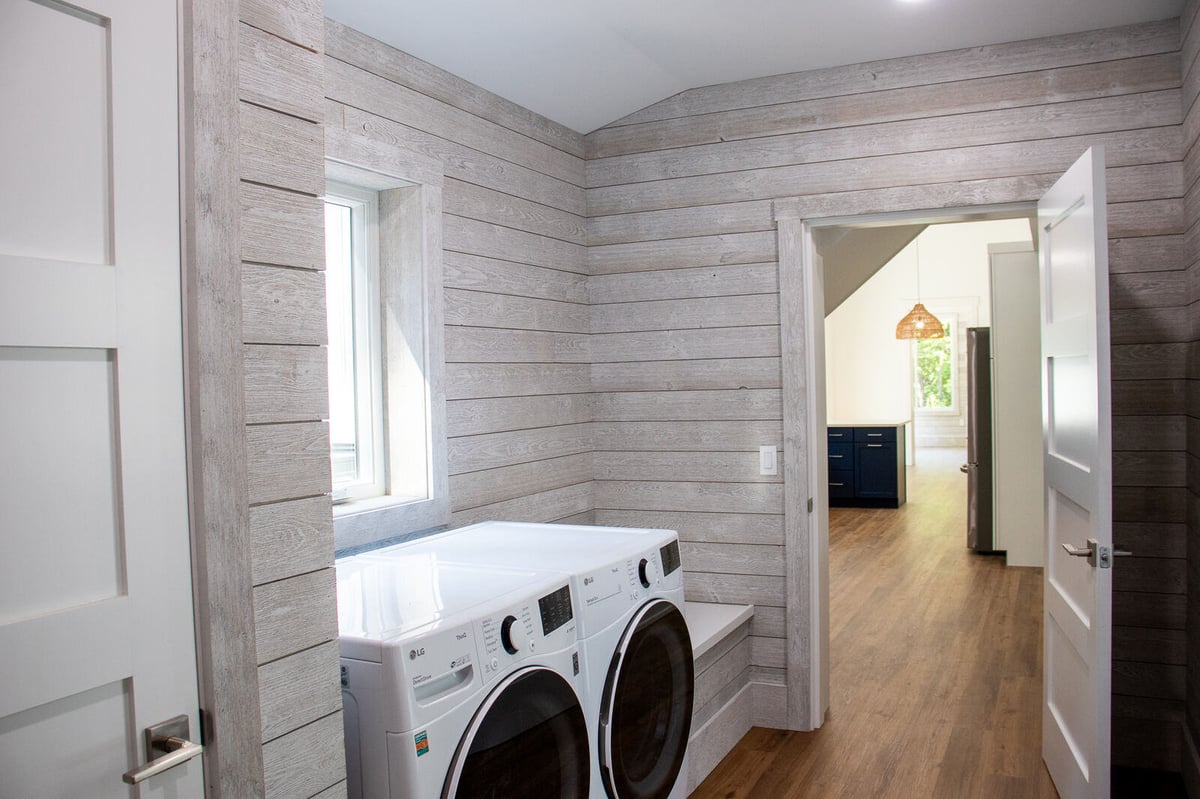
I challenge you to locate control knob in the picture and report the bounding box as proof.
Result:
[500,615,527,655]
[638,557,659,589]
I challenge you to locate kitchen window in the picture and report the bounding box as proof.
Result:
[912,317,955,412]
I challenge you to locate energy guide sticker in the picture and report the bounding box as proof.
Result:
[415,730,429,757]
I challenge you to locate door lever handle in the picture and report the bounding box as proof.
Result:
[122,715,203,784]
[1061,539,1133,569]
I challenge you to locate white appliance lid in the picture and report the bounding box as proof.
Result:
[335,552,555,645]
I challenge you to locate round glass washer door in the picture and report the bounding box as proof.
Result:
[599,599,695,799]
[443,665,590,799]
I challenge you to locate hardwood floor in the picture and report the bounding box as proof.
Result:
[691,448,1059,798]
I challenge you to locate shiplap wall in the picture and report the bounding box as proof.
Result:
[585,19,1191,763]
[321,20,592,527]
[1181,2,1200,793]
[237,2,346,797]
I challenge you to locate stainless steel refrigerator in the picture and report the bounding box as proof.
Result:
[965,327,995,552]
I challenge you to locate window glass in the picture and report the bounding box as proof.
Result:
[914,320,953,410]
[324,187,383,501]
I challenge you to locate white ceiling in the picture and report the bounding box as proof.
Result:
[323,0,1184,134]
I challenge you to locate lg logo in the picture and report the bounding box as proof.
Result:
[409,647,426,660]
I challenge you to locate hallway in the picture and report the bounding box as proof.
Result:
[691,448,1058,798]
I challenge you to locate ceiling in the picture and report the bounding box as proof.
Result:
[323,0,1184,134]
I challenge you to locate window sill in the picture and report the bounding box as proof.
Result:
[332,492,449,553]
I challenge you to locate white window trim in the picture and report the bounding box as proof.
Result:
[324,138,449,552]
[325,182,386,503]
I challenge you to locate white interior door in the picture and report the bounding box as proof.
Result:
[1038,147,1113,798]
[0,0,203,796]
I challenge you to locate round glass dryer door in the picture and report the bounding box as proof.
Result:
[443,666,590,799]
[599,599,695,799]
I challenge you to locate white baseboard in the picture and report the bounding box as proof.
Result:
[1183,722,1200,799]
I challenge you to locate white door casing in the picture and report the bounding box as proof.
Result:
[0,0,202,796]
[1038,147,1113,798]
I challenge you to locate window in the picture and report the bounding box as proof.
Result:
[322,150,448,551]
[913,319,954,410]
[325,184,383,502]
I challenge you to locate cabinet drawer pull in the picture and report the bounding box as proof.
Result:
[867,444,883,448]
[830,482,845,487]
[867,433,883,437]
[830,454,843,459]
[829,433,844,437]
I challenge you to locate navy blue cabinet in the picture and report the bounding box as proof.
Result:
[828,424,906,508]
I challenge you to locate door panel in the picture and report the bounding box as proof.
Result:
[1039,147,1112,798]
[0,0,202,794]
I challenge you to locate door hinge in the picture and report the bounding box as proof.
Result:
[807,497,814,513]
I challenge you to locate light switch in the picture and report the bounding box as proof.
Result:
[759,445,778,476]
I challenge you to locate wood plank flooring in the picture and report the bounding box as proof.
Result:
[691,448,1058,798]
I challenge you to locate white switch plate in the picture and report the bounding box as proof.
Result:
[759,445,778,476]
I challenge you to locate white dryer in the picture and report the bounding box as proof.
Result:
[336,547,589,799]
[392,522,694,799]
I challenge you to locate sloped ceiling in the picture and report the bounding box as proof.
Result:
[323,0,1183,133]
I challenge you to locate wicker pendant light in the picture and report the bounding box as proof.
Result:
[895,237,946,340]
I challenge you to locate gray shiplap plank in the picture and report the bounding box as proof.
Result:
[445,289,588,333]
[587,201,775,247]
[1108,235,1184,275]
[243,344,327,424]
[589,231,777,275]
[680,542,786,576]
[1111,308,1193,344]
[253,568,338,665]
[750,606,787,638]
[606,20,1179,128]
[594,420,782,451]
[445,363,592,399]
[591,389,782,421]
[449,453,593,511]
[1113,416,1189,452]
[259,641,341,743]
[589,263,779,304]
[450,482,594,528]
[240,102,324,195]
[1110,271,1191,309]
[261,711,346,799]
[593,509,784,546]
[591,294,779,333]
[685,571,786,606]
[241,263,327,345]
[241,0,322,52]
[594,480,783,515]
[449,423,594,475]
[445,215,586,274]
[590,357,781,392]
[446,327,590,364]
[444,251,588,303]
[445,178,586,245]
[447,394,592,437]
[246,422,332,505]
[325,18,583,159]
[325,57,583,186]
[590,326,780,363]
[594,451,783,483]
[249,496,334,586]
[241,183,324,269]
[240,22,323,123]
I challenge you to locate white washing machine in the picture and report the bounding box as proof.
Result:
[390,522,693,799]
[336,547,589,799]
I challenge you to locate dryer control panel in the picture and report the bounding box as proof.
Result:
[477,580,577,684]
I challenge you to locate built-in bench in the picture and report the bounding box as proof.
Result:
[685,601,755,791]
